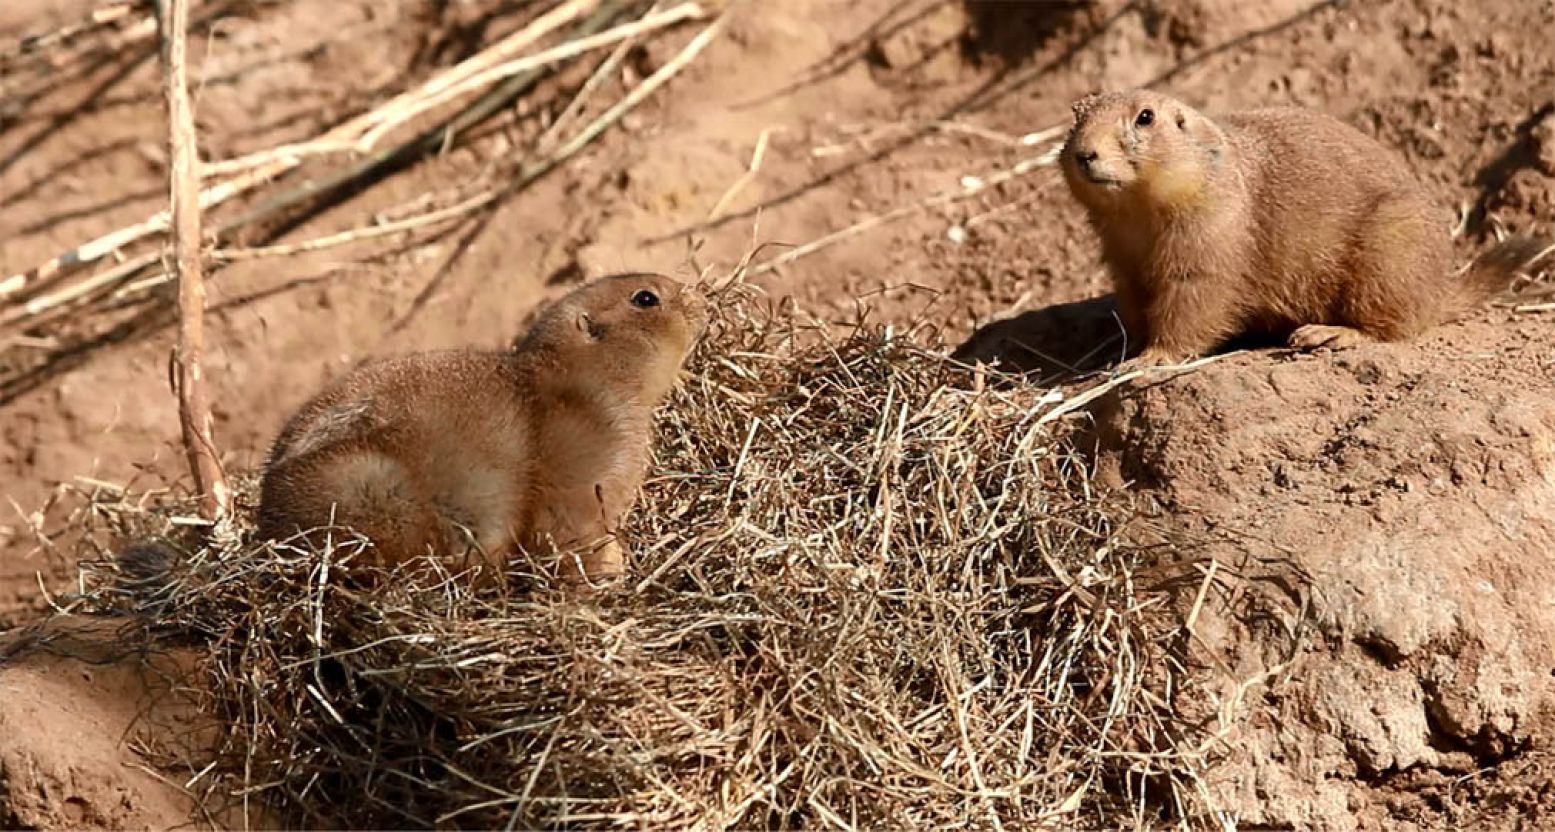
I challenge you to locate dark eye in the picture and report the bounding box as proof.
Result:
[630,289,660,309]
[1135,108,1154,127]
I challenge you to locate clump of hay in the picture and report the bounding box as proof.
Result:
[75,290,1222,830]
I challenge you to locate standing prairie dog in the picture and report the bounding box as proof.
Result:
[1060,89,1546,366]
[256,273,708,585]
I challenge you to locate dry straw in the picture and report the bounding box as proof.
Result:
[66,287,1230,830]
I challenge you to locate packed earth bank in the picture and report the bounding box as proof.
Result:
[1088,314,1555,830]
[2,0,1555,829]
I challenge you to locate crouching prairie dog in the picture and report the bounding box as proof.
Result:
[256,273,708,586]
[1060,89,1548,367]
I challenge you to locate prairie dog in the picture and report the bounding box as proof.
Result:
[1060,89,1545,366]
[256,273,708,585]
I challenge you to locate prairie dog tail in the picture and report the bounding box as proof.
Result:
[118,538,182,584]
[1455,235,1552,313]
[113,537,188,612]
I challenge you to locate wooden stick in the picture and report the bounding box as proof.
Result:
[158,0,231,523]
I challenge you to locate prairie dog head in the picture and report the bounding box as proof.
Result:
[1061,89,1225,212]
[519,272,709,405]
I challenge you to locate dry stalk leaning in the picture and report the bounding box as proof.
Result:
[0,2,617,343]
[11,6,727,320]
[156,0,231,523]
[0,0,706,305]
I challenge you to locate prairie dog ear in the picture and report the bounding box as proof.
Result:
[1071,92,1103,123]
[575,311,605,340]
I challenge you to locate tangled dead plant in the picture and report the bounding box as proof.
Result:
[68,288,1231,830]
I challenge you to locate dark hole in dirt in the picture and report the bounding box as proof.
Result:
[950,294,1300,384]
[950,295,1127,382]
[959,0,1089,65]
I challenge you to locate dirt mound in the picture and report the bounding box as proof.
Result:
[46,302,1230,830]
[0,618,221,831]
[1087,311,1555,830]
[5,0,1554,628]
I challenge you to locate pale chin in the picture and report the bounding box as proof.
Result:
[1082,170,1126,189]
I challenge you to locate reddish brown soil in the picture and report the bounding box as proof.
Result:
[0,618,246,830]
[1088,312,1555,831]
[1,0,1552,829]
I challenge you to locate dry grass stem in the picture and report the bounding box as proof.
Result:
[747,149,1060,278]
[706,127,777,222]
[212,191,499,262]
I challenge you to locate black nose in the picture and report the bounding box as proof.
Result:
[1074,150,1098,168]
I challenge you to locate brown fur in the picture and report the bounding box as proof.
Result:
[1060,89,1546,365]
[256,273,708,586]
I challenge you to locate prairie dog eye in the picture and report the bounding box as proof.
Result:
[630,289,661,309]
[1135,108,1155,127]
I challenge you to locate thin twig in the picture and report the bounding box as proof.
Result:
[353,3,705,152]
[746,149,1060,277]
[216,1,637,237]
[202,0,611,178]
[0,251,161,330]
[213,191,498,261]
[157,0,231,523]
[533,0,662,155]
[0,0,148,67]
[522,10,727,180]
[706,127,776,222]
[389,9,728,328]
[74,192,497,303]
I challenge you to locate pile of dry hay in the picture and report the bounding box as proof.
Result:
[73,291,1225,830]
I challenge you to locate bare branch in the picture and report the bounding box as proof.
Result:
[158,0,231,523]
